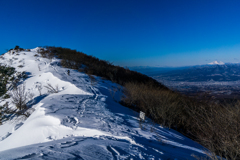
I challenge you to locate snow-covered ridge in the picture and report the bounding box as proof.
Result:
[0,48,208,159]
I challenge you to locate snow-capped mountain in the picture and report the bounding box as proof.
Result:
[0,48,207,159]
[208,61,225,65]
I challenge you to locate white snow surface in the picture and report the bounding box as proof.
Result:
[0,48,208,159]
[208,61,225,65]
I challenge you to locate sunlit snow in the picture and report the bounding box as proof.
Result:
[0,48,208,159]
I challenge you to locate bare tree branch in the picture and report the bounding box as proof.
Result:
[44,83,59,94]
[11,83,28,111]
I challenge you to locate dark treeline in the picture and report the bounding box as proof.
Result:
[0,65,15,96]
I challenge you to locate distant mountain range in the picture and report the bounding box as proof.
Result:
[130,63,240,100]
[131,62,240,82]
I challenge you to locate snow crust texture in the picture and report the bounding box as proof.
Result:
[0,48,208,159]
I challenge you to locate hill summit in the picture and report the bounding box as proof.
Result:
[0,47,207,159]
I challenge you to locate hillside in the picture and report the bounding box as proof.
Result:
[0,48,208,159]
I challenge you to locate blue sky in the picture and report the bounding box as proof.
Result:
[0,0,240,67]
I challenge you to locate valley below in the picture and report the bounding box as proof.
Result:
[155,78,240,101]
[133,64,240,101]
[133,63,240,102]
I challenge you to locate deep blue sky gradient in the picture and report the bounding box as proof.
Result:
[0,0,240,67]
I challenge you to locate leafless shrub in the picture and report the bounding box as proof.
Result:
[10,84,35,118]
[123,82,240,159]
[191,102,240,160]
[11,83,28,111]
[44,83,59,93]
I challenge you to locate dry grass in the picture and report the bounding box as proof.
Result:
[122,82,184,128]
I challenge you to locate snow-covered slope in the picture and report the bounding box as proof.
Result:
[0,48,208,159]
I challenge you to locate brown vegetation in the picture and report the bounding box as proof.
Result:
[123,82,240,159]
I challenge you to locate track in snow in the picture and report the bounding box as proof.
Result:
[0,48,209,159]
